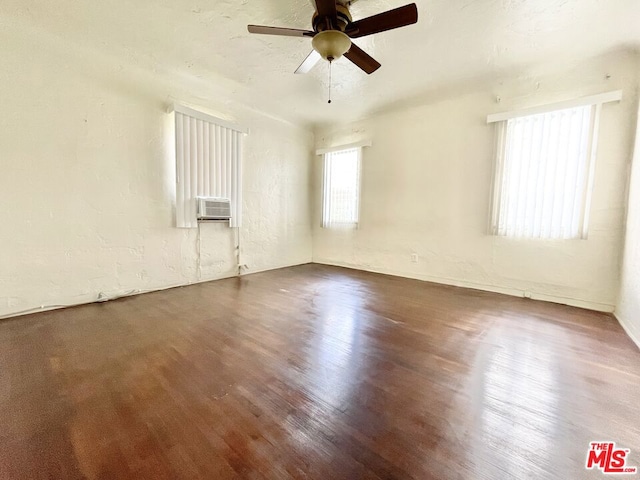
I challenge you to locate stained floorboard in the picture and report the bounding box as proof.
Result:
[1,264,639,479]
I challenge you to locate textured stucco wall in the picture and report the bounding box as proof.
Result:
[0,21,313,318]
[616,95,640,348]
[312,51,640,312]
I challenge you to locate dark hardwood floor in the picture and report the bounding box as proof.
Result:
[1,264,639,479]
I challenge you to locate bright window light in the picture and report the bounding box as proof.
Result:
[322,148,361,228]
[491,105,596,240]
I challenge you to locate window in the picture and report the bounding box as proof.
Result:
[322,148,361,228]
[491,105,597,240]
[171,104,245,228]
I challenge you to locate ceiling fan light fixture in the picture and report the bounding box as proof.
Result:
[311,30,351,61]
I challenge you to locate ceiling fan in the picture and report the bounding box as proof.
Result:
[247,0,418,75]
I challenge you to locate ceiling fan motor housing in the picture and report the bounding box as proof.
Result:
[311,4,353,61]
[312,4,352,32]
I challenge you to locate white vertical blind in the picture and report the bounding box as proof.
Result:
[491,105,595,239]
[322,148,361,228]
[174,109,243,228]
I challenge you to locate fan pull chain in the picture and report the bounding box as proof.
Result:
[328,59,332,104]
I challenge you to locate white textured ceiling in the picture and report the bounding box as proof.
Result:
[4,0,640,127]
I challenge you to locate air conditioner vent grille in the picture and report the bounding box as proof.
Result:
[196,197,232,221]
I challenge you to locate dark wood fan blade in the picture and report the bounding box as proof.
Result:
[344,43,381,74]
[314,0,337,19]
[346,3,418,38]
[247,25,315,37]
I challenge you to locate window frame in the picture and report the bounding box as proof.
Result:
[170,104,246,229]
[489,103,601,240]
[321,147,363,229]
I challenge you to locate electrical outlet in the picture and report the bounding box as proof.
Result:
[410,253,419,263]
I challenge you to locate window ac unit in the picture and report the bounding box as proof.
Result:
[196,197,232,221]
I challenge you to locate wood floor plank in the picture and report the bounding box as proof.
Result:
[1,264,639,479]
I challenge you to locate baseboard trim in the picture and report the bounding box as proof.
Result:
[614,312,640,350]
[2,258,616,321]
[240,260,311,277]
[312,259,615,313]
[0,260,312,321]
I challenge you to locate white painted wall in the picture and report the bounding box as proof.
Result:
[0,20,313,318]
[313,51,640,312]
[616,94,640,347]
[1,16,638,323]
